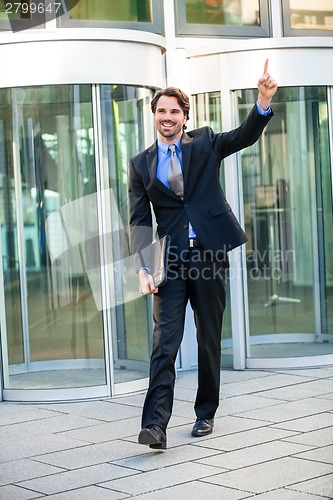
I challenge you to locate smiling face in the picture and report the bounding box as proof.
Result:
[153,95,188,144]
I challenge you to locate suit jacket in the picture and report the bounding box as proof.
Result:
[129,104,273,265]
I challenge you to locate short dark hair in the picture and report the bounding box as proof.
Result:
[151,87,190,123]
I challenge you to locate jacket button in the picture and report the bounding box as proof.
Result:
[184,224,188,229]
[184,203,188,208]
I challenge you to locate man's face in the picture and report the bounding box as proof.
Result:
[153,95,187,143]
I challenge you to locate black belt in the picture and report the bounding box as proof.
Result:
[189,239,202,248]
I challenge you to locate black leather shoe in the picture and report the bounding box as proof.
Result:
[138,425,167,450]
[191,418,214,437]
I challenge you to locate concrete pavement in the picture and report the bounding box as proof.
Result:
[0,366,332,499]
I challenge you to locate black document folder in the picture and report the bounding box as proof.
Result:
[138,235,170,288]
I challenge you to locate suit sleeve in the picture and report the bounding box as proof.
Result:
[128,159,153,269]
[212,104,273,161]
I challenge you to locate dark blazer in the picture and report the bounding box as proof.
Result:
[129,104,273,263]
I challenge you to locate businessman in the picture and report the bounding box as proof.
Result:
[129,60,278,450]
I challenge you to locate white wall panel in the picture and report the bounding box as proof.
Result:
[189,54,220,94]
[0,32,165,88]
[188,42,333,94]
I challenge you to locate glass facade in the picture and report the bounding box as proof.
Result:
[176,0,269,36]
[69,0,152,22]
[237,87,333,357]
[185,0,260,26]
[0,0,45,30]
[58,0,163,33]
[289,1,333,31]
[0,84,154,393]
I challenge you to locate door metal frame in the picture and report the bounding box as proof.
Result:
[11,89,31,374]
[91,83,114,397]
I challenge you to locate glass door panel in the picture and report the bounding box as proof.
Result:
[0,85,106,390]
[192,91,233,367]
[315,100,333,336]
[238,86,333,358]
[100,85,154,384]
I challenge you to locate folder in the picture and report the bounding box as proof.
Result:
[138,235,170,288]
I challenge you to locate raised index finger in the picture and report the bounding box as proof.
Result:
[263,58,269,75]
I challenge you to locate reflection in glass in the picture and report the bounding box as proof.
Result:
[0,0,31,20]
[185,0,260,26]
[289,1,333,30]
[193,91,232,366]
[69,0,152,22]
[0,85,105,389]
[237,87,333,357]
[100,85,154,383]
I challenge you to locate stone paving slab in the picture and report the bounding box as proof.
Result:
[58,415,140,443]
[317,393,333,401]
[173,387,197,402]
[0,414,103,442]
[31,440,148,469]
[107,393,145,407]
[112,443,223,471]
[192,425,299,452]
[218,370,278,384]
[283,426,333,447]
[276,368,333,379]
[259,378,333,401]
[18,463,139,496]
[127,480,250,499]
[45,485,127,499]
[234,397,333,423]
[0,434,87,463]
[271,411,333,432]
[220,374,313,397]
[248,488,326,499]
[215,394,285,416]
[0,485,41,500]
[100,462,222,496]
[0,458,63,487]
[170,399,198,418]
[294,444,333,465]
[195,439,313,469]
[36,400,142,421]
[200,457,332,495]
[285,473,333,498]
[0,405,60,426]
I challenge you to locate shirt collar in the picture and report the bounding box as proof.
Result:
[157,137,181,155]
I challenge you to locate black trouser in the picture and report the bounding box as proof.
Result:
[141,247,228,432]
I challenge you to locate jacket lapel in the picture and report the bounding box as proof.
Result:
[181,133,193,192]
[146,142,158,181]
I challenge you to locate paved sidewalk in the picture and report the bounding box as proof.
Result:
[0,367,332,499]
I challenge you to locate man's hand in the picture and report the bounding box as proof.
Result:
[257,59,278,111]
[139,269,158,295]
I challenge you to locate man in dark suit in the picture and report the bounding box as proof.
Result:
[129,60,278,450]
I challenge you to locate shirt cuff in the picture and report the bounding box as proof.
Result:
[256,100,271,116]
[136,266,150,274]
